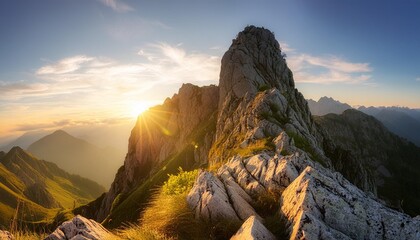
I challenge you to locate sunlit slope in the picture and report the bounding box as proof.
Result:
[0,147,105,228]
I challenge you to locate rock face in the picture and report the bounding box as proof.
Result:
[281,166,420,240]
[45,215,115,240]
[84,25,420,239]
[95,83,219,222]
[231,216,276,240]
[212,26,328,167]
[187,26,420,239]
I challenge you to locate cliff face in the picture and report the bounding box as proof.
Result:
[94,83,219,221]
[212,26,327,167]
[186,26,420,239]
[84,26,420,239]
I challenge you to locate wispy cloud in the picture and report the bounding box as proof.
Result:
[416,77,420,82]
[282,42,373,84]
[97,0,134,12]
[279,42,295,53]
[36,56,94,75]
[0,43,220,120]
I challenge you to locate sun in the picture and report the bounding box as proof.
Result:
[129,102,152,118]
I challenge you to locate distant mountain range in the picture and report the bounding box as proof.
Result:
[307,97,420,146]
[27,130,123,187]
[307,97,352,115]
[0,147,105,228]
[0,130,49,153]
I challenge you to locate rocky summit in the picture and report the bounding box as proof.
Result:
[65,26,420,239]
[186,26,420,239]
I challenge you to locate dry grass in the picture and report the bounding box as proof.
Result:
[115,223,172,240]
[139,192,205,239]
[9,231,47,240]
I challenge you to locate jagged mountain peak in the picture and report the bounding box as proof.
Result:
[75,26,420,239]
[213,25,325,165]
[219,26,294,107]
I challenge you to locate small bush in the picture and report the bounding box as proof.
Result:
[162,168,199,195]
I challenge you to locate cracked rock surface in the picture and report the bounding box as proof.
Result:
[45,215,115,240]
[231,216,276,240]
[187,26,420,240]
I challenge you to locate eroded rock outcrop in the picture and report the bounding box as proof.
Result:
[213,26,327,167]
[281,166,420,240]
[187,26,420,240]
[79,25,420,239]
[231,216,276,240]
[45,215,115,240]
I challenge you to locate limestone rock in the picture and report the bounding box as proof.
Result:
[187,170,240,222]
[0,230,14,240]
[231,216,276,240]
[45,215,115,240]
[213,26,328,167]
[281,166,420,240]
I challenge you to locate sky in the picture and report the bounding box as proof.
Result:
[0,0,419,142]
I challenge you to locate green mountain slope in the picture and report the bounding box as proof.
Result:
[0,147,105,228]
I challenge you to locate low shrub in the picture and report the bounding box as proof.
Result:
[162,168,198,195]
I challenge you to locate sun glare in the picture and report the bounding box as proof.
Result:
[130,102,152,118]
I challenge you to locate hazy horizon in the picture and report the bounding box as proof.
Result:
[1,0,419,141]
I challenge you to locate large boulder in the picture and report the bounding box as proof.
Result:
[45,215,115,240]
[187,171,240,222]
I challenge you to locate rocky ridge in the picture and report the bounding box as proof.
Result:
[73,26,420,239]
[186,26,420,239]
[307,96,352,116]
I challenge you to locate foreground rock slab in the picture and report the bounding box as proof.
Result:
[281,166,420,240]
[231,216,276,240]
[45,215,115,240]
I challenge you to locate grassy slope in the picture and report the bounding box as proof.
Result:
[0,147,105,229]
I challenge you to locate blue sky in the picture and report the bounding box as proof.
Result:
[0,0,419,140]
